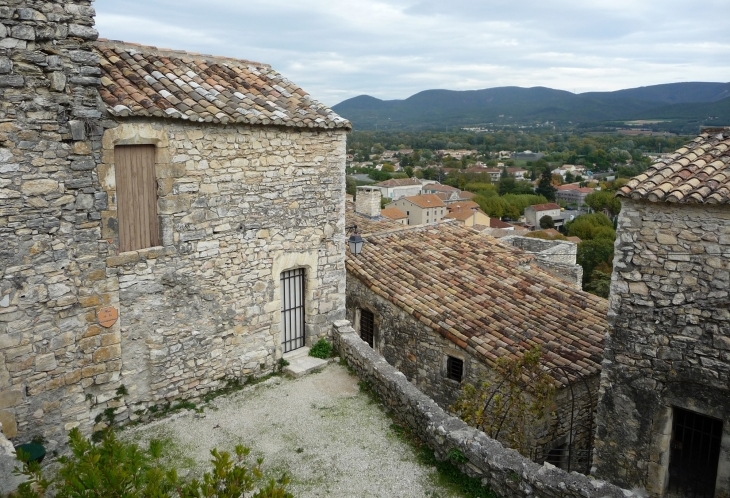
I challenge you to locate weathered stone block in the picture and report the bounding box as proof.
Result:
[35,353,57,372]
[0,411,17,437]
[0,389,22,409]
[21,179,58,196]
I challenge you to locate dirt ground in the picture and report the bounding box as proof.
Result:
[122,362,463,497]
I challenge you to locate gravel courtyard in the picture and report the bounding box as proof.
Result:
[122,362,465,498]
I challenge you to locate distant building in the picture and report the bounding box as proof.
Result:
[443,202,490,227]
[380,206,408,224]
[391,194,447,225]
[374,177,423,200]
[525,203,564,228]
[555,184,595,206]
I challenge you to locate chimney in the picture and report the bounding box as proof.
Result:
[355,186,382,218]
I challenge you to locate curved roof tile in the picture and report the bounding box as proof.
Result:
[94,39,351,130]
[619,130,730,204]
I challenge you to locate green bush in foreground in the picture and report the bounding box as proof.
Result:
[13,428,292,498]
[308,338,332,359]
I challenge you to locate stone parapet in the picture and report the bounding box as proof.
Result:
[332,320,638,498]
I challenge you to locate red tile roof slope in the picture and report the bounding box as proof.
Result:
[346,201,405,234]
[94,39,350,130]
[529,203,562,211]
[618,130,730,203]
[375,178,422,187]
[489,218,514,229]
[381,207,407,220]
[346,223,607,380]
[403,194,446,209]
[425,183,460,192]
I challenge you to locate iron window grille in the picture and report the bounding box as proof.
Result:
[280,268,305,353]
[668,407,723,498]
[360,309,375,348]
[446,356,464,382]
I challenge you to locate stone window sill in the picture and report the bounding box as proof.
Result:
[106,245,177,267]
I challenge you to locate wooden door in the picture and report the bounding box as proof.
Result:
[115,145,159,252]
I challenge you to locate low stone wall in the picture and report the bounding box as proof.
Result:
[332,320,640,498]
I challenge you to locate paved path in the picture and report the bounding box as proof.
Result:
[123,363,461,497]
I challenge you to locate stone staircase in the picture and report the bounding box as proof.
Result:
[282,347,328,378]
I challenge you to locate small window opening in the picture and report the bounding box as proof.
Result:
[360,309,375,348]
[446,356,463,382]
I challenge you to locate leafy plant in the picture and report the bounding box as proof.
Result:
[12,428,292,498]
[308,338,332,359]
[451,347,556,457]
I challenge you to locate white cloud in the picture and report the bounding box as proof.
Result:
[93,0,730,106]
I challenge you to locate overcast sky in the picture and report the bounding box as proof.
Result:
[94,0,730,107]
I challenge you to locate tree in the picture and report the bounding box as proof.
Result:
[451,348,556,456]
[539,215,554,229]
[566,213,613,240]
[404,166,414,177]
[535,166,556,201]
[585,269,611,298]
[381,163,395,173]
[584,191,621,218]
[498,176,517,195]
[577,238,614,287]
[346,176,356,197]
[564,171,575,184]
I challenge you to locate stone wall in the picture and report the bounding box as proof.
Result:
[101,120,347,417]
[501,236,583,288]
[354,186,380,218]
[0,0,111,443]
[593,199,730,496]
[0,0,348,446]
[346,276,599,469]
[331,320,639,498]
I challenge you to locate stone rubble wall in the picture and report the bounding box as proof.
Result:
[346,272,598,459]
[332,320,639,498]
[101,121,347,421]
[0,0,348,445]
[500,236,583,288]
[593,199,730,495]
[0,0,113,444]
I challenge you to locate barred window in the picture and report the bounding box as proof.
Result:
[446,356,463,382]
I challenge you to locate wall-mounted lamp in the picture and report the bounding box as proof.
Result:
[346,225,364,255]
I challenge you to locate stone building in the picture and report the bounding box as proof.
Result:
[593,130,730,497]
[345,222,608,471]
[0,5,349,445]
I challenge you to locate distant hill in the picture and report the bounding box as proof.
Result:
[332,82,730,131]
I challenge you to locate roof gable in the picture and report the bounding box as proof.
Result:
[94,39,350,130]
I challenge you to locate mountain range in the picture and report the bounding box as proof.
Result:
[332,82,730,132]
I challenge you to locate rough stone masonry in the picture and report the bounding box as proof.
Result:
[0,0,348,447]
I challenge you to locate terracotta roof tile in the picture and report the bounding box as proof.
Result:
[528,203,562,211]
[381,207,407,220]
[619,130,730,203]
[401,194,446,209]
[346,223,607,379]
[375,178,423,188]
[94,39,350,130]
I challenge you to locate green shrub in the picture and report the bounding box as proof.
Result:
[309,338,332,359]
[13,428,291,498]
